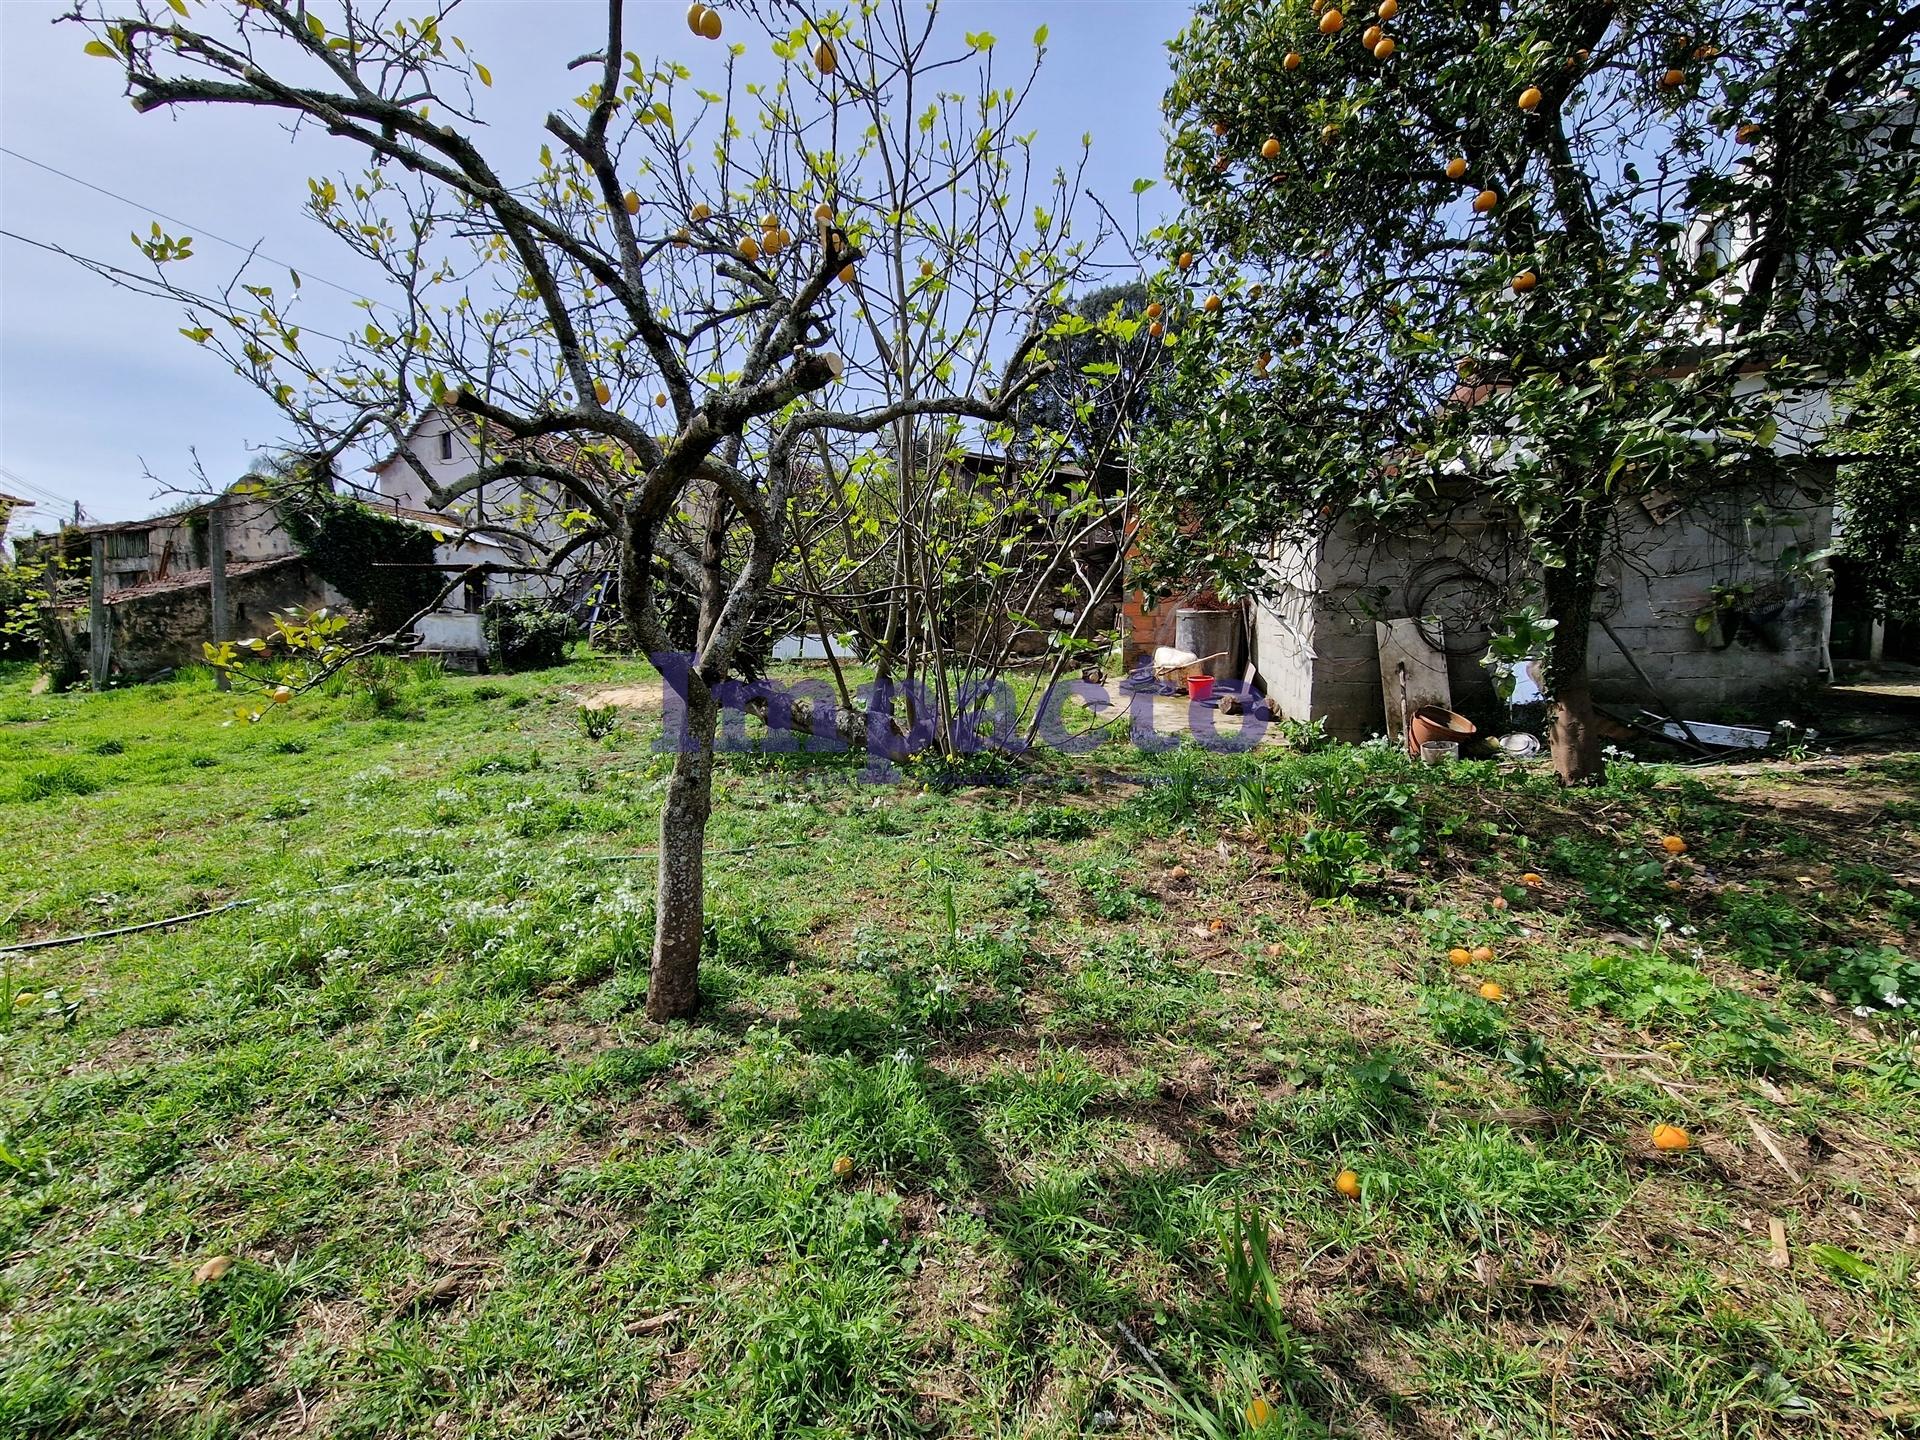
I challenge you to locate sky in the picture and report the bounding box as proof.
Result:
[0,0,1186,530]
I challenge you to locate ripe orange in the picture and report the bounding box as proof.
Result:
[814,203,833,222]
[1469,944,1494,964]
[1284,51,1303,70]
[690,202,711,222]
[1445,156,1467,180]
[919,258,934,277]
[1373,37,1395,57]
[1249,283,1264,298]
[1320,122,1341,141]
[623,190,640,215]
[272,685,292,704]
[1491,895,1509,911]
[1319,8,1344,34]
[1377,0,1397,15]
[814,40,837,74]
[1651,1123,1692,1152]
[738,235,760,261]
[1148,320,1165,338]
[1693,44,1719,59]
[1362,24,1383,47]
[1246,1397,1274,1429]
[837,262,856,283]
[1213,120,1229,136]
[1262,136,1282,159]
[686,3,709,35]
[1520,873,1544,887]
[672,226,692,246]
[1145,301,1164,319]
[1511,269,1538,292]
[1518,85,1543,112]
[1177,251,1195,270]
[654,392,668,407]
[1478,981,1506,1001]
[696,6,722,40]
[1737,122,1762,142]
[593,378,611,405]
[761,212,781,230]
[1662,67,1685,87]
[832,1154,854,1176]
[1660,835,1687,855]
[1334,1168,1361,1198]
[1203,294,1222,312]
[1472,188,1499,213]
[1447,946,1471,966]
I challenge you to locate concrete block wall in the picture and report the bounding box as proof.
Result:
[1249,476,1833,741]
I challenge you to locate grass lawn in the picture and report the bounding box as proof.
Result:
[1,655,1916,1438]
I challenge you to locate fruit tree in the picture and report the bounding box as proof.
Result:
[70,0,1094,1019]
[1140,0,1920,781]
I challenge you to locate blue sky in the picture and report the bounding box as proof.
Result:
[0,0,1185,529]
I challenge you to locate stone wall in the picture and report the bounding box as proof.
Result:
[55,556,339,679]
[1250,474,1834,741]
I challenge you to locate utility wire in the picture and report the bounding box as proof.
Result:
[0,465,78,510]
[0,144,367,299]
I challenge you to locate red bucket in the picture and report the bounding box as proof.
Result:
[1187,674,1215,703]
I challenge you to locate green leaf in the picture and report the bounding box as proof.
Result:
[1808,1244,1876,1283]
[305,13,326,39]
[475,63,492,87]
[964,30,996,51]
[84,39,115,58]
[1033,24,1048,46]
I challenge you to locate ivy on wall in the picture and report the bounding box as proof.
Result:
[275,490,444,634]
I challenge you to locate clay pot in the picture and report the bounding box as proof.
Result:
[1408,704,1475,757]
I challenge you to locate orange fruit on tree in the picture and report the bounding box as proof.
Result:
[1518,85,1543,112]
[1334,1168,1361,1198]
[623,190,640,215]
[1148,320,1165,338]
[1469,944,1494,964]
[1445,156,1467,180]
[672,226,692,246]
[1321,122,1341,141]
[1203,294,1222,312]
[1472,188,1499,213]
[1511,269,1538,292]
[814,203,833,222]
[654,392,668,407]
[1363,24,1383,47]
[686,2,710,35]
[593,378,611,405]
[1146,301,1164,319]
[272,685,292,704]
[1262,136,1282,159]
[814,40,837,73]
[1660,835,1687,854]
[1177,251,1195,270]
[1447,946,1471,966]
[1377,0,1397,16]
[738,234,760,261]
[837,262,856,283]
[1246,1397,1274,1429]
[919,258,934,277]
[690,202,711,222]
[1651,1123,1692,1152]
[698,7,723,40]
[1284,51,1303,69]
[1319,8,1345,34]
[1736,122,1762,142]
[1249,282,1264,298]
[1662,67,1685,87]
[1373,37,1395,57]
[1478,981,1506,1002]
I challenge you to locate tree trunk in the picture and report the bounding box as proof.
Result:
[1541,503,1607,785]
[647,675,717,1022]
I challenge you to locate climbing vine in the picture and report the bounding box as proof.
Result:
[274,490,443,634]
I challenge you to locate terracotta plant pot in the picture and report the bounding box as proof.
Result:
[1408,704,1475,757]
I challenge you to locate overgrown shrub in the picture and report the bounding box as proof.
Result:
[483,597,574,671]
[275,489,441,633]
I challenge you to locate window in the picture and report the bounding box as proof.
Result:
[438,430,454,462]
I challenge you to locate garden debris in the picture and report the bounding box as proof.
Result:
[1768,1218,1791,1269]
[1748,1117,1804,1185]
[192,1255,234,1285]
[1646,715,1771,750]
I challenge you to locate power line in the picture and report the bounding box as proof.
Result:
[0,464,77,510]
[0,144,367,299]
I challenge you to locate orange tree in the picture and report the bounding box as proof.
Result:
[1138,0,1920,781]
[70,0,1090,1019]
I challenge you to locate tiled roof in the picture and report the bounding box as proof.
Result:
[103,555,304,603]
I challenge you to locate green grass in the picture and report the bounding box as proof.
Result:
[2,657,1918,1437]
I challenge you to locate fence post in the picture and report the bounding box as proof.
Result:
[208,501,230,691]
[88,533,109,689]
